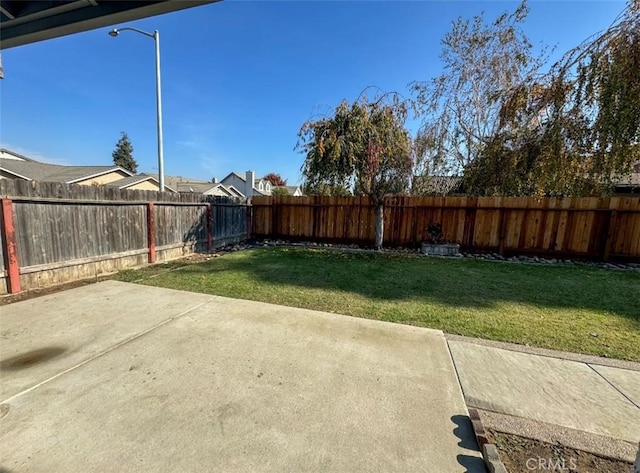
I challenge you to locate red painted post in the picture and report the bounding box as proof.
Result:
[147,202,156,263]
[206,203,213,251]
[1,198,21,293]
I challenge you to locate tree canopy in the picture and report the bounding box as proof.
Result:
[263,173,287,186]
[271,186,291,196]
[302,182,351,197]
[297,94,412,248]
[468,0,640,196]
[112,132,138,174]
[411,1,544,178]
[410,0,639,196]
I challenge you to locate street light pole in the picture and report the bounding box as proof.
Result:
[109,27,165,191]
[153,30,164,192]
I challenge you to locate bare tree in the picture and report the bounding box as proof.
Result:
[411,1,544,178]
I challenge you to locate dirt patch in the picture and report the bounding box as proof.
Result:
[491,431,633,473]
[0,278,105,306]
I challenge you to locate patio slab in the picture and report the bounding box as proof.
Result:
[449,340,640,444]
[590,364,640,408]
[0,281,215,401]
[0,281,483,472]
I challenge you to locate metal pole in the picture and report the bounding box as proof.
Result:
[154,30,165,192]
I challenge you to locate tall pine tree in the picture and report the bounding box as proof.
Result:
[112,132,138,173]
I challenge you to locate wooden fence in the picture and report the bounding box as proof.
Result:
[252,195,640,262]
[0,180,248,294]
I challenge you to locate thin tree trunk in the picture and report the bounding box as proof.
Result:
[374,203,384,250]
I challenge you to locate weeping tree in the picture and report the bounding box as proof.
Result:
[296,94,412,249]
[411,1,545,178]
[468,0,640,195]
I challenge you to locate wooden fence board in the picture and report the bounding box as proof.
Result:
[251,195,640,261]
[0,180,248,293]
[13,202,148,267]
[155,204,207,248]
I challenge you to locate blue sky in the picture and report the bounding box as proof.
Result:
[0,0,627,185]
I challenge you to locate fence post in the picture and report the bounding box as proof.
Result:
[245,203,252,241]
[1,198,21,293]
[147,202,156,263]
[207,203,213,251]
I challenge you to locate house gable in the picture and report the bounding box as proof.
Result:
[220,172,247,191]
[107,175,177,193]
[72,169,132,186]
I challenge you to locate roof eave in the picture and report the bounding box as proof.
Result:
[0,167,33,180]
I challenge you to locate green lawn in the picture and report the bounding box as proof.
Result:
[115,248,640,362]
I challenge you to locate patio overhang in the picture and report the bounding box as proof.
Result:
[0,0,218,50]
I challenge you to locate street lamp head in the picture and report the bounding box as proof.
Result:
[108,29,119,37]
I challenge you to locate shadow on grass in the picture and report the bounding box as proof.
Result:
[159,248,640,322]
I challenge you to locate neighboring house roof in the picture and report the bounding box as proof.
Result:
[0,148,132,183]
[175,182,219,193]
[412,176,464,195]
[50,166,130,183]
[143,173,210,190]
[176,182,235,196]
[143,173,241,198]
[106,174,176,192]
[0,148,37,162]
[273,185,303,195]
[612,172,640,192]
[220,171,247,183]
[219,171,268,196]
[225,185,245,199]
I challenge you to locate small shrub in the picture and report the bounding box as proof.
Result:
[426,222,444,244]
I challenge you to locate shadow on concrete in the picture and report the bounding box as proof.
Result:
[0,346,67,371]
[451,415,486,472]
[456,454,487,473]
[451,414,479,450]
[171,247,640,321]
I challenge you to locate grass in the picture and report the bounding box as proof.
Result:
[114,247,640,362]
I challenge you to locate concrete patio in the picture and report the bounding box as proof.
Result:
[0,281,483,472]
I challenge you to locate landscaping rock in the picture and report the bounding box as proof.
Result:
[247,239,640,271]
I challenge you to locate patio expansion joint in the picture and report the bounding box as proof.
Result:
[1,297,218,405]
[445,339,469,402]
[586,363,640,410]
